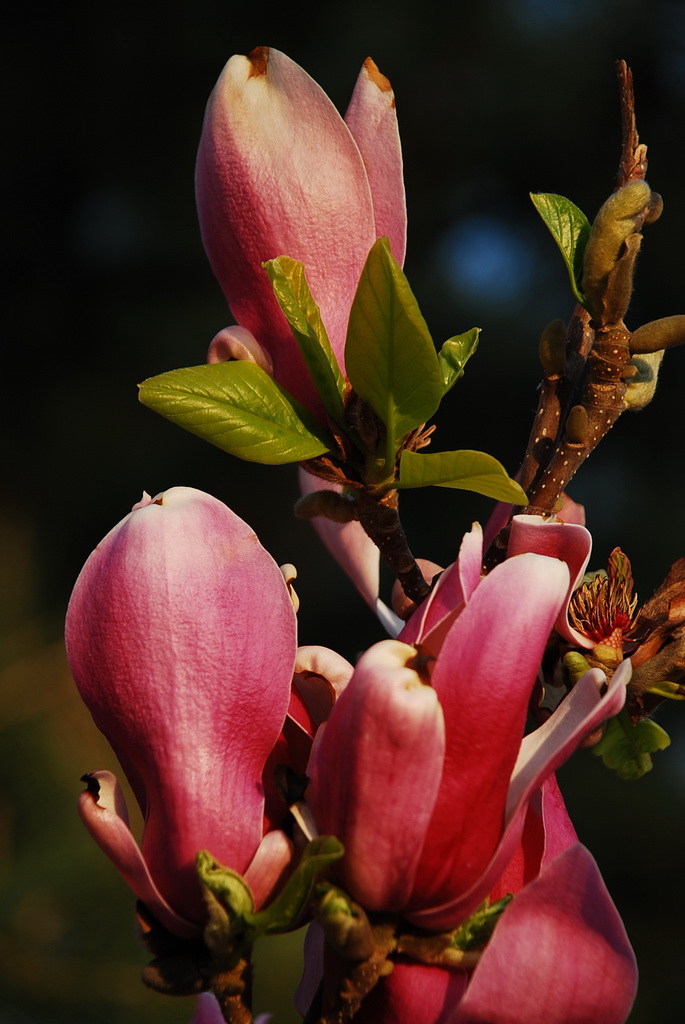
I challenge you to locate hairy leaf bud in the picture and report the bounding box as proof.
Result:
[624,350,665,411]
[581,180,652,320]
[565,405,589,444]
[630,315,685,354]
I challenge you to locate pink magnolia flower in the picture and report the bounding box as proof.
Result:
[196,45,405,414]
[304,523,635,1020]
[65,487,298,938]
[197,46,405,614]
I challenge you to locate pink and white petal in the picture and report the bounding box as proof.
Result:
[410,662,627,930]
[207,325,274,373]
[399,523,482,648]
[293,645,355,728]
[344,58,406,266]
[450,844,636,1024]
[298,469,398,630]
[243,829,295,909]
[409,553,569,912]
[78,771,201,941]
[196,47,377,405]
[507,514,593,647]
[307,641,445,910]
[507,662,630,817]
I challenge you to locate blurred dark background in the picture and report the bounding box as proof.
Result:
[3,0,685,1020]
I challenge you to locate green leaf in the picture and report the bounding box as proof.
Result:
[530,192,591,305]
[243,836,345,939]
[196,850,254,944]
[397,450,528,504]
[438,328,481,393]
[644,679,685,701]
[264,256,347,426]
[139,362,333,464]
[592,710,671,780]
[345,238,444,459]
[452,895,513,951]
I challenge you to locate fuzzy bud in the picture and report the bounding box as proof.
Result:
[581,180,652,321]
[624,350,665,411]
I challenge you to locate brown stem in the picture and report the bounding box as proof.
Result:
[616,60,647,187]
[524,324,632,513]
[211,956,253,1024]
[355,489,431,604]
[319,920,397,1024]
[514,307,595,512]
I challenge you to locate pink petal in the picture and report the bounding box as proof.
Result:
[344,58,406,267]
[66,487,296,923]
[243,829,294,909]
[354,962,469,1024]
[409,553,569,913]
[207,325,274,373]
[307,640,445,910]
[190,994,227,1024]
[399,523,483,650]
[488,774,577,902]
[507,514,593,647]
[557,492,586,525]
[295,921,325,1018]
[298,469,401,633]
[410,661,627,930]
[293,645,355,729]
[451,844,637,1024]
[78,771,201,940]
[196,47,377,407]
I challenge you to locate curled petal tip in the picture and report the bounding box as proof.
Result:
[207,325,274,373]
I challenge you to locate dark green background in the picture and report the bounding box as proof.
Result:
[3,0,685,1020]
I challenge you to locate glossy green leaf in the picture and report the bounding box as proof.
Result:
[438,328,481,393]
[592,710,671,780]
[345,237,443,456]
[243,836,344,939]
[264,256,346,425]
[397,449,528,504]
[530,192,591,305]
[139,362,333,464]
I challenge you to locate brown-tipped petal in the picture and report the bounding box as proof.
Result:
[78,771,202,940]
[196,48,377,404]
[344,57,407,266]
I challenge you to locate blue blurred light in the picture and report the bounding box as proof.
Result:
[440,214,535,306]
